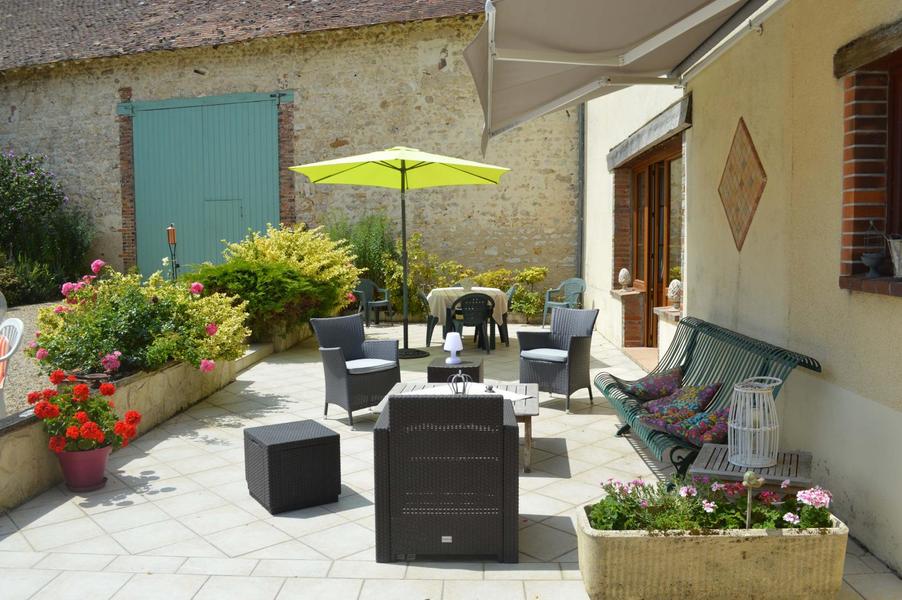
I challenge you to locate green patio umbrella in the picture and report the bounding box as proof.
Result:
[290,146,509,358]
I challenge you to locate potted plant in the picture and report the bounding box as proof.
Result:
[576,477,847,600]
[28,369,141,492]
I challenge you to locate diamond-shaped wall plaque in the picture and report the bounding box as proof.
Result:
[718,117,767,251]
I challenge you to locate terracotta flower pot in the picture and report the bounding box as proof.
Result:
[57,445,112,492]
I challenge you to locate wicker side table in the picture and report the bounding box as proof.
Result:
[244,420,340,514]
[426,357,484,383]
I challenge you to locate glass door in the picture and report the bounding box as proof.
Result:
[630,139,682,347]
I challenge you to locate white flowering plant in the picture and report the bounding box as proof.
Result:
[587,476,833,532]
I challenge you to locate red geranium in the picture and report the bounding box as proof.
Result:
[49,369,66,385]
[48,436,67,453]
[72,384,90,402]
[66,374,78,382]
[124,410,141,426]
[34,401,60,420]
[79,421,105,444]
[28,379,141,455]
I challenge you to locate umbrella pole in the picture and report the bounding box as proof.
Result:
[398,165,429,359]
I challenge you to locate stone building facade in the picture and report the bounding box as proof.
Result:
[0,14,580,282]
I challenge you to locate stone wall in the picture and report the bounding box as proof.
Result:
[0,15,579,284]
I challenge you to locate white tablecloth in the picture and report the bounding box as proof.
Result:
[426,286,507,325]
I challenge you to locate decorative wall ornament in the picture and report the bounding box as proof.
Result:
[618,268,632,289]
[718,117,767,251]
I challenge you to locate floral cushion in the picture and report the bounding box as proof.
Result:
[665,407,731,447]
[620,367,682,401]
[637,413,674,433]
[644,383,722,416]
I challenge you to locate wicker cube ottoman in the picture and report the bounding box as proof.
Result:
[244,420,340,514]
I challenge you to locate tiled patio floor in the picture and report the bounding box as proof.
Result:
[1,323,898,599]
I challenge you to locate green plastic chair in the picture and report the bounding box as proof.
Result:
[355,279,392,326]
[542,278,585,327]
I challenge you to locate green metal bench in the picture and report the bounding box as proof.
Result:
[594,317,821,475]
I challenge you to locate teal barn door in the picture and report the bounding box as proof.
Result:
[128,93,282,275]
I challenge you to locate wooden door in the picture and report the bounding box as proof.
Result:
[630,138,683,347]
[131,93,280,275]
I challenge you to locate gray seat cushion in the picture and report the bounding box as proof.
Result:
[520,348,569,363]
[346,358,397,374]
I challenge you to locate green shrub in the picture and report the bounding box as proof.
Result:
[0,256,60,305]
[194,258,339,339]
[0,150,92,285]
[325,212,397,284]
[223,224,360,314]
[27,267,249,375]
[383,234,472,314]
[509,266,549,322]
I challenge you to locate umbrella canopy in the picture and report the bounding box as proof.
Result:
[290,147,510,358]
[289,146,508,189]
[464,0,767,147]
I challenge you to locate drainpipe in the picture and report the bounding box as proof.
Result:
[576,103,586,279]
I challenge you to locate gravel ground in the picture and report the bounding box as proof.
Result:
[3,301,54,415]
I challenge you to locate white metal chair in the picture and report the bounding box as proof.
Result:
[0,318,25,418]
[0,291,7,322]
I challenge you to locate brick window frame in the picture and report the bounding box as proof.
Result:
[835,19,902,296]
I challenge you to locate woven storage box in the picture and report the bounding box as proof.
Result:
[244,420,340,514]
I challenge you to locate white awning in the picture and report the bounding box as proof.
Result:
[464,0,768,149]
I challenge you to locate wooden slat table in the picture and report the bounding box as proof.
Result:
[376,382,540,472]
[688,443,813,491]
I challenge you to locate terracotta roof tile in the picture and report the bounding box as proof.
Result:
[0,0,485,72]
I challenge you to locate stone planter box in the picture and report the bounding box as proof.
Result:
[0,342,287,511]
[576,505,848,600]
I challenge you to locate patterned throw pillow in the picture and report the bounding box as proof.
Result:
[621,367,682,401]
[644,383,722,416]
[665,407,731,447]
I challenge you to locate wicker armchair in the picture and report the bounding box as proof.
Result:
[518,307,598,413]
[310,314,400,427]
[355,278,393,326]
[374,394,519,563]
[541,277,585,327]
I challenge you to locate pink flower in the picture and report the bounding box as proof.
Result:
[199,359,215,373]
[797,486,831,509]
[53,305,68,314]
[81,274,96,283]
[710,482,725,492]
[347,292,356,302]
[205,322,218,336]
[101,351,122,373]
[783,512,800,525]
[781,479,791,489]
[189,282,204,295]
[60,281,77,297]
[702,500,717,513]
[90,259,106,274]
[27,341,37,348]
[35,348,48,360]
[639,499,649,508]
[678,485,697,498]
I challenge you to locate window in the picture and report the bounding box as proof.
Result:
[837,41,902,295]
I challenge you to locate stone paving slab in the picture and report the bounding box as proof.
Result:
[0,323,898,599]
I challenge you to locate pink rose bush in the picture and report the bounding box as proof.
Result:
[26,261,249,377]
[588,476,834,532]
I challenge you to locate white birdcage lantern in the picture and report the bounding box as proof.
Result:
[728,376,782,468]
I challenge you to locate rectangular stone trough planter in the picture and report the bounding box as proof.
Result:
[0,325,315,512]
[576,504,848,600]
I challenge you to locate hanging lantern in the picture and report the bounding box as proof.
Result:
[728,376,782,468]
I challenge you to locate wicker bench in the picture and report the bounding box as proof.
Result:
[595,317,821,474]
